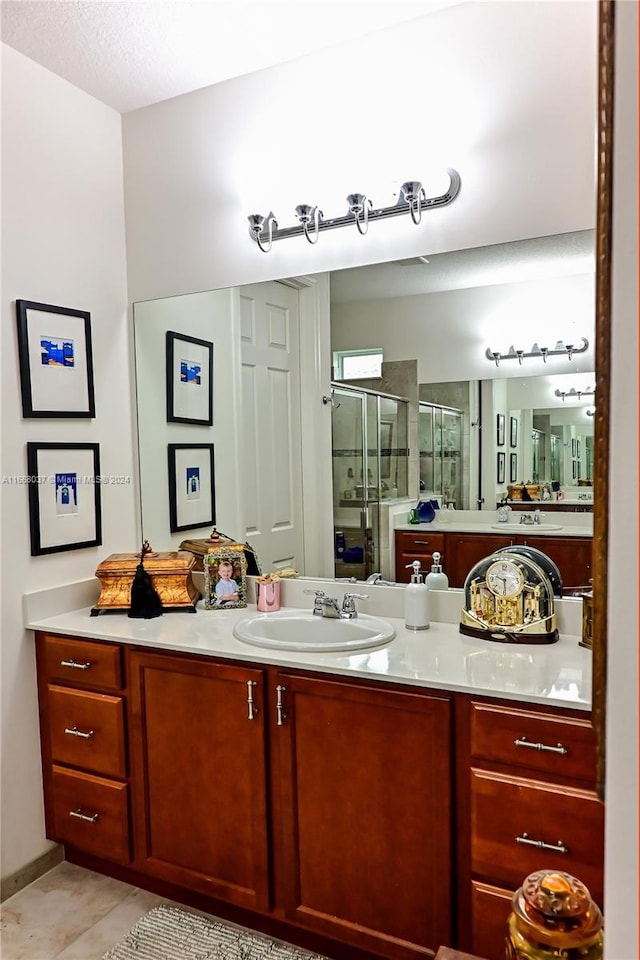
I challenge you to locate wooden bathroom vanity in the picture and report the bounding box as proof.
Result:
[31,606,602,960]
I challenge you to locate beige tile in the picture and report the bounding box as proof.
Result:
[1,862,133,960]
[55,887,171,959]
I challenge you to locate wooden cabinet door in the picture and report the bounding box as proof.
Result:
[276,673,452,959]
[128,650,270,911]
[395,531,445,583]
[520,536,592,591]
[447,534,512,587]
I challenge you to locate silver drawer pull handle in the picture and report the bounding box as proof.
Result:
[69,808,99,824]
[414,540,432,545]
[60,659,92,671]
[516,833,569,854]
[247,680,257,720]
[276,685,286,726]
[64,726,94,739]
[514,736,568,755]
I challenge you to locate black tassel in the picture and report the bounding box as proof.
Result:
[129,542,163,619]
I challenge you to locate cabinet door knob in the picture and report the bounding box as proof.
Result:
[514,736,568,755]
[516,833,569,855]
[276,685,286,726]
[64,726,94,740]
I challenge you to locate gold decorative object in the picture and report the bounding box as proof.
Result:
[91,548,198,615]
[459,552,558,644]
[506,870,603,959]
[508,483,541,501]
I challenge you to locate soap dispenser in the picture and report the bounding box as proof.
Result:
[404,560,430,631]
[426,551,449,590]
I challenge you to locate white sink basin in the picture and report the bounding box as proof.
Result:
[491,523,563,532]
[233,609,395,652]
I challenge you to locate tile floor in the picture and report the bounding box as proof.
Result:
[0,860,197,959]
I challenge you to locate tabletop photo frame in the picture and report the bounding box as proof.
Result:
[27,442,102,555]
[203,547,248,610]
[166,330,213,425]
[167,443,215,533]
[17,300,95,418]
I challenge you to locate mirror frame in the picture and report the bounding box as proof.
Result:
[592,0,614,798]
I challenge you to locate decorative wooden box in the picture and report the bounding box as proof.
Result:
[91,550,198,615]
[507,483,541,501]
[179,529,261,575]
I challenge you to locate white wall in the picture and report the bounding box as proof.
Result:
[122,1,597,303]
[0,47,135,878]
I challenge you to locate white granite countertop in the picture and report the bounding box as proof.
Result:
[24,579,591,712]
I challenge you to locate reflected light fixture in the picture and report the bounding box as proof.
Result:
[554,386,596,401]
[485,338,590,366]
[246,168,461,252]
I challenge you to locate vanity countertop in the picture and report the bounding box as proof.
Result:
[395,517,593,537]
[25,600,591,712]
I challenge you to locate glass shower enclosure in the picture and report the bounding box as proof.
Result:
[331,384,409,580]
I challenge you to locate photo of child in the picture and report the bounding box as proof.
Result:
[214,559,239,605]
[204,548,247,611]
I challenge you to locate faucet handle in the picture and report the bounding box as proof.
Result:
[304,588,328,615]
[341,592,369,616]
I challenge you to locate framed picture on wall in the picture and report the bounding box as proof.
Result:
[496,414,505,447]
[510,417,518,448]
[497,451,506,485]
[572,459,578,480]
[166,331,213,425]
[168,443,215,532]
[510,453,518,483]
[16,300,95,418]
[571,438,577,457]
[26,442,102,555]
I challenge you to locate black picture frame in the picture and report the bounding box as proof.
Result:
[17,300,95,418]
[571,438,577,457]
[510,453,518,483]
[166,331,213,425]
[27,442,102,555]
[497,451,506,484]
[576,438,581,458]
[572,459,578,480]
[510,417,518,448]
[496,414,506,447]
[168,443,215,533]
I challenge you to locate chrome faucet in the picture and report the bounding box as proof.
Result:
[304,589,368,619]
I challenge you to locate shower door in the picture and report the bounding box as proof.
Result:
[330,387,378,580]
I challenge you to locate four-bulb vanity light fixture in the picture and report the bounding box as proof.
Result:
[485,338,589,366]
[247,169,461,252]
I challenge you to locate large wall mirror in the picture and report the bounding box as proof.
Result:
[134,229,596,578]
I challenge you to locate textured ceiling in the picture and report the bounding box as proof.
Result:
[0,0,455,113]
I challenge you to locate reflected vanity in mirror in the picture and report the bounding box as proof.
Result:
[134,229,595,590]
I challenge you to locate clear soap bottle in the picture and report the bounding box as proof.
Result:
[404,560,430,631]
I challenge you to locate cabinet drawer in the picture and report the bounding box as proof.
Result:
[471,768,604,904]
[396,531,445,551]
[48,686,126,779]
[470,702,596,782]
[470,881,513,960]
[51,766,130,864]
[39,634,123,690]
